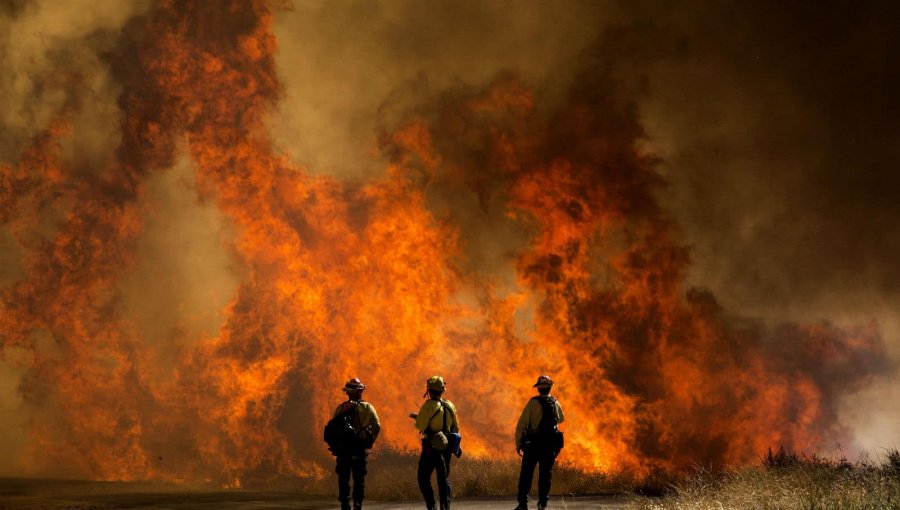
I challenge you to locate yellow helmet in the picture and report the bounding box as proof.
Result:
[426,375,446,392]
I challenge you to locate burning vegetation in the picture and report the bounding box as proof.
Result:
[0,0,892,486]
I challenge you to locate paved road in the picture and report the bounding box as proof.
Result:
[363,496,629,509]
[0,495,629,510]
[0,479,630,509]
[0,496,628,510]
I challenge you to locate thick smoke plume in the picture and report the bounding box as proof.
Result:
[1,0,897,483]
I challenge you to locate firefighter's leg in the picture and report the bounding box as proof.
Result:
[437,450,452,509]
[351,452,367,509]
[536,449,558,508]
[516,448,539,507]
[335,454,352,510]
[417,444,437,510]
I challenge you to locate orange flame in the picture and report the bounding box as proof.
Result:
[0,0,889,484]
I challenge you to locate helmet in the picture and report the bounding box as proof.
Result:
[426,375,446,392]
[343,378,366,393]
[532,374,554,388]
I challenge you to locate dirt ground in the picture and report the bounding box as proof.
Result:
[0,478,629,510]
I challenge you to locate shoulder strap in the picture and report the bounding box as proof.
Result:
[442,400,458,433]
[425,400,443,431]
[337,401,355,416]
[339,400,363,428]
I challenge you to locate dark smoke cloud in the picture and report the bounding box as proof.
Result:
[633,0,900,315]
[0,0,151,166]
[271,0,610,179]
[624,0,900,447]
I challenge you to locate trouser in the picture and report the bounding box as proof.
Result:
[418,441,453,509]
[336,450,368,509]
[517,446,558,507]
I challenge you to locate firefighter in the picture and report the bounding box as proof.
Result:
[332,378,380,510]
[513,375,565,510]
[412,375,459,510]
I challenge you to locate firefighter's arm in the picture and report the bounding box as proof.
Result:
[556,400,565,425]
[414,402,432,432]
[448,401,459,433]
[514,401,533,450]
[367,404,382,440]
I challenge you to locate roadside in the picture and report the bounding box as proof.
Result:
[0,478,629,510]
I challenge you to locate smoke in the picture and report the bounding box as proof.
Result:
[634,0,900,315]
[0,0,151,165]
[628,0,900,450]
[0,0,897,481]
[272,0,900,456]
[117,155,240,388]
[271,0,611,179]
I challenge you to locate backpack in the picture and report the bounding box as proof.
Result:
[425,400,462,456]
[323,402,362,455]
[525,396,564,452]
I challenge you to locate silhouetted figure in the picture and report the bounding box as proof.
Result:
[326,378,380,510]
[513,375,565,510]
[412,375,460,510]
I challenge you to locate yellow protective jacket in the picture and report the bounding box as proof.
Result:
[515,395,564,449]
[415,398,459,434]
[333,399,381,443]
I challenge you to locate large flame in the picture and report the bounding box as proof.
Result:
[0,0,889,483]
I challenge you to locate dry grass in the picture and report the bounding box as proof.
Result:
[355,450,620,501]
[264,449,620,501]
[628,449,900,510]
[243,447,900,508]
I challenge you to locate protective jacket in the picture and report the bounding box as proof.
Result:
[333,399,381,446]
[415,398,459,434]
[515,396,564,449]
